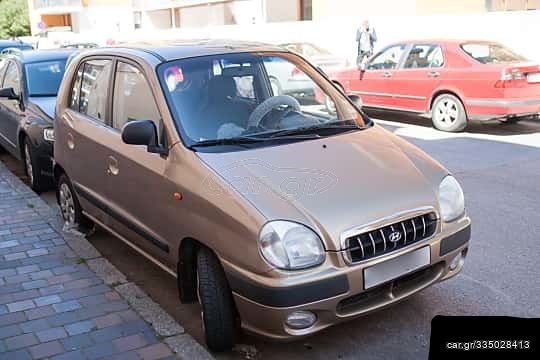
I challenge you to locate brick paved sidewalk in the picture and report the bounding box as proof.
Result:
[0,162,212,360]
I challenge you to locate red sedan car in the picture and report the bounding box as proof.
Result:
[326,40,540,131]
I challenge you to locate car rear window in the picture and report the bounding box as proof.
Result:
[25,60,67,97]
[460,43,527,64]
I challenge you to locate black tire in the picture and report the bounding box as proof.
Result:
[431,94,467,132]
[57,173,91,229]
[499,117,522,124]
[196,247,236,352]
[270,77,282,96]
[23,138,48,193]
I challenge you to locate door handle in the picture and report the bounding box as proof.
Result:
[428,71,440,78]
[383,71,392,78]
[107,156,119,176]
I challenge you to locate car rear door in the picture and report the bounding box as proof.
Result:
[391,44,445,112]
[103,59,177,267]
[0,60,24,153]
[56,57,114,225]
[355,44,407,108]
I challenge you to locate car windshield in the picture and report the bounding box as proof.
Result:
[460,43,527,64]
[25,59,67,97]
[158,52,367,150]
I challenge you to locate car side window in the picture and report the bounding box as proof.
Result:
[367,45,406,70]
[69,65,83,110]
[79,59,112,122]
[112,62,162,140]
[404,44,444,69]
[0,59,8,85]
[3,61,21,95]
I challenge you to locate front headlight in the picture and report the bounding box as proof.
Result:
[438,176,465,222]
[259,221,325,270]
[43,128,55,142]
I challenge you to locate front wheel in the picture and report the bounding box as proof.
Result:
[431,94,467,132]
[196,247,237,352]
[23,138,48,193]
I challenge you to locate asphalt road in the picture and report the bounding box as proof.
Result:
[2,112,539,360]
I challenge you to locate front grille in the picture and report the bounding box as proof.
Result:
[344,212,438,263]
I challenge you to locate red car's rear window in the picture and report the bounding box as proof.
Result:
[460,43,527,64]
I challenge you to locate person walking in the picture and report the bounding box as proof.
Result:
[356,20,377,69]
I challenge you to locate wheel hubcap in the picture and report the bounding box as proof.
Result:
[59,183,76,225]
[435,99,459,125]
[24,144,33,186]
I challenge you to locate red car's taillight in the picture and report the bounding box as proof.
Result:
[495,68,526,88]
[500,69,525,81]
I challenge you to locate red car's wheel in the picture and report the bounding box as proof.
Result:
[431,94,467,132]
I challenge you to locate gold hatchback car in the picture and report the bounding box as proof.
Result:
[53,40,471,351]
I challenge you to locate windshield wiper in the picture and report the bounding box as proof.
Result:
[189,134,322,149]
[268,123,363,138]
[188,136,267,149]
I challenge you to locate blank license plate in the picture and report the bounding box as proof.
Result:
[364,246,431,289]
[527,72,540,83]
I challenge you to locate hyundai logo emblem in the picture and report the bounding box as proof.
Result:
[388,231,402,243]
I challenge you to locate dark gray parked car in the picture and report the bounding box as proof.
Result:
[0,49,74,191]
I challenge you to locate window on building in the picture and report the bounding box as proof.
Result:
[79,59,112,122]
[301,0,312,20]
[134,11,142,29]
[404,45,444,69]
[486,0,540,11]
[112,62,162,138]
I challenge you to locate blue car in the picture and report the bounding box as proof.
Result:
[0,39,33,52]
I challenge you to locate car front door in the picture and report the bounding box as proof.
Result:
[0,60,23,153]
[58,58,114,226]
[391,44,445,112]
[104,60,177,267]
[354,44,407,108]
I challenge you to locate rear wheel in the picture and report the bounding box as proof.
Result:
[431,94,467,132]
[196,247,237,352]
[23,138,47,193]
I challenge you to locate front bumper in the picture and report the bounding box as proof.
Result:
[223,217,471,340]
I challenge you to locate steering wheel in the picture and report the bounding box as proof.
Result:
[247,95,301,129]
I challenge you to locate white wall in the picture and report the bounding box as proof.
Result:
[266,0,299,22]
[126,10,540,62]
[145,9,172,29]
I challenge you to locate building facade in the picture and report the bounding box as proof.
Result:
[26,0,314,35]
[26,0,540,36]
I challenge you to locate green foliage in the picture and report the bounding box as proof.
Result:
[0,0,31,39]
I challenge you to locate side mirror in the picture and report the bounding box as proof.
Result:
[121,120,168,155]
[0,87,19,100]
[348,94,363,109]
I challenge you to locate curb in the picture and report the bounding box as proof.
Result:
[0,161,213,359]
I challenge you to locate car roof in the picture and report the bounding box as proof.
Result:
[96,39,286,61]
[390,39,500,46]
[3,49,76,63]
